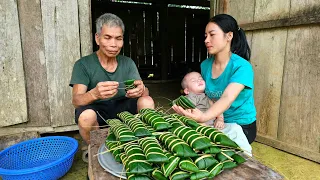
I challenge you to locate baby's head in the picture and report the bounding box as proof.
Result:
[181,71,205,95]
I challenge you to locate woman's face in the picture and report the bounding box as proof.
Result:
[204,22,230,55]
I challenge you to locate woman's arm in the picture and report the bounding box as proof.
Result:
[173,82,245,123]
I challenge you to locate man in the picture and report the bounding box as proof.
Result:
[70,13,154,145]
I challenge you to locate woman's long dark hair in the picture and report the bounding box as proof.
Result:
[210,14,251,61]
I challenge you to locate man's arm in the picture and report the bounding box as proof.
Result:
[72,84,97,108]
[72,81,119,108]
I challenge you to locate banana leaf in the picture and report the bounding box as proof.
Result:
[190,170,210,180]
[140,111,172,131]
[105,140,122,163]
[118,111,152,137]
[106,130,117,141]
[203,144,221,154]
[139,137,168,163]
[216,149,236,162]
[107,119,138,142]
[171,126,212,150]
[123,143,153,174]
[171,114,199,128]
[207,162,223,178]
[161,152,180,177]
[152,169,168,180]
[232,154,246,164]
[158,132,198,157]
[178,158,200,173]
[193,154,218,170]
[127,174,152,180]
[222,160,238,169]
[124,79,136,91]
[169,95,196,109]
[195,125,239,148]
[162,116,185,128]
[170,169,190,180]
[139,108,157,114]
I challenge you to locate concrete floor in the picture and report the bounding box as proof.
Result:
[60,82,320,180]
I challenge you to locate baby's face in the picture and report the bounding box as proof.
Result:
[185,72,205,93]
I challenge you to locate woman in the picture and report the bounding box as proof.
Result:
[173,14,256,144]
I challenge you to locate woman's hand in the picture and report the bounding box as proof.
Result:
[172,105,205,122]
[126,80,145,98]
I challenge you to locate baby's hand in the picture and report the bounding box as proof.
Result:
[214,118,225,130]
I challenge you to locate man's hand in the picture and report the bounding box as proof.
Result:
[90,81,119,100]
[214,118,225,130]
[126,80,145,98]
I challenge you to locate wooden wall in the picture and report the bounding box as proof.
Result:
[214,0,320,163]
[0,0,92,134]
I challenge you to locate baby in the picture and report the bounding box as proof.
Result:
[181,71,252,156]
[181,71,224,128]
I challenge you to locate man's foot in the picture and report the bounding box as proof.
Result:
[81,140,88,151]
[82,149,88,163]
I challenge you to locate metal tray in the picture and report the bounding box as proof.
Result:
[97,143,127,179]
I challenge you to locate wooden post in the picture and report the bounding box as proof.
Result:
[0,0,28,127]
[158,1,169,80]
[78,0,93,57]
[17,0,51,127]
[210,0,216,18]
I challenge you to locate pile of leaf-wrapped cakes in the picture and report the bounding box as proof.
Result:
[105,108,246,180]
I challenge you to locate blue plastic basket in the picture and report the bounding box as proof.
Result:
[0,136,78,180]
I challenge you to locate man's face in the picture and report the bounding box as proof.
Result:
[185,72,206,94]
[95,25,124,58]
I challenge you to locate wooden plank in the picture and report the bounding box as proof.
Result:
[256,135,320,163]
[16,0,50,127]
[129,11,139,65]
[192,14,200,64]
[210,0,217,18]
[120,10,131,57]
[105,0,210,7]
[241,11,320,31]
[144,10,152,66]
[185,13,193,65]
[278,25,320,153]
[159,2,169,80]
[137,11,145,67]
[0,132,39,151]
[41,0,80,127]
[246,31,253,49]
[290,0,320,17]
[225,0,255,24]
[89,128,283,180]
[0,0,28,127]
[89,129,118,180]
[254,0,290,22]
[251,29,287,138]
[78,0,93,57]
[0,125,79,136]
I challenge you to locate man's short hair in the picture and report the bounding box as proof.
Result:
[96,13,125,35]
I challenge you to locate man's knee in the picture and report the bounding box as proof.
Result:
[78,109,98,128]
[137,96,155,110]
